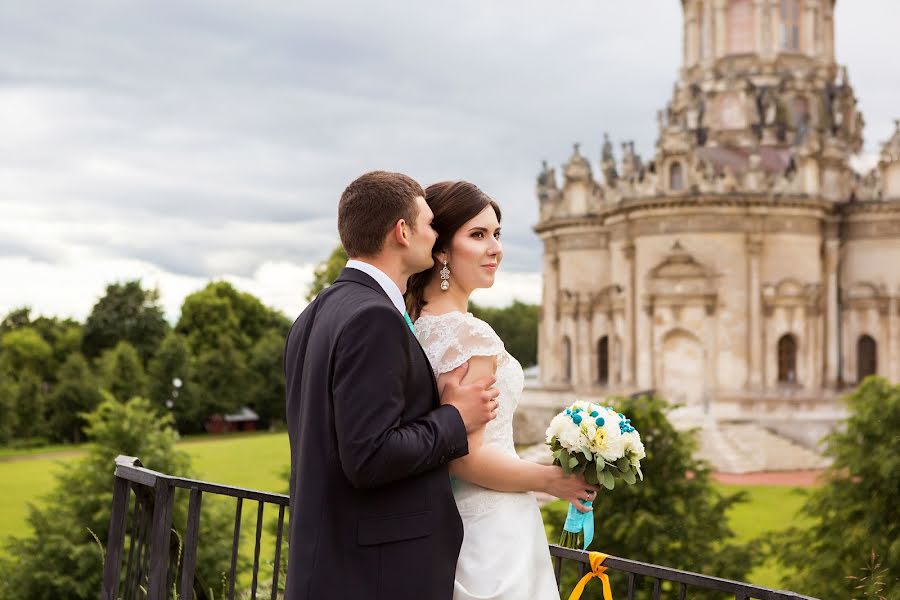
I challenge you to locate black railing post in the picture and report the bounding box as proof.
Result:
[100,465,132,600]
[179,486,203,600]
[146,475,176,600]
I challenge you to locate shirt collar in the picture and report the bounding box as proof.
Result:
[345,259,406,314]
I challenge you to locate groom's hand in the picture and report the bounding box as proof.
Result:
[438,363,499,433]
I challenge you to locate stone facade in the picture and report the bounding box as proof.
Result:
[533,0,900,435]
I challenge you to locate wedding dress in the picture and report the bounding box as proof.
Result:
[415,311,560,600]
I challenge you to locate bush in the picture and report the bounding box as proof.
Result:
[542,394,757,598]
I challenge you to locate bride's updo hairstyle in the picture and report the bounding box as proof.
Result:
[405,180,501,320]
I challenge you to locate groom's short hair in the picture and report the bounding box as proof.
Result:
[338,171,425,258]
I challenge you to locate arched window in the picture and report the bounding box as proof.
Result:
[562,336,572,383]
[597,336,609,385]
[777,334,798,383]
[670,162,684,191]
[727,0,754,54]
[780,0,801,51]
[857,335,877,382]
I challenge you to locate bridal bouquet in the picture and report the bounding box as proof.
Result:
[546,400,645,549]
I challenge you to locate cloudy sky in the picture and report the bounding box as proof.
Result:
[2,1,898,322]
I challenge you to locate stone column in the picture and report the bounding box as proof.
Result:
[823,239,840,387]
[803,1,817,57]
[639,303,655,390]
[686,0,701,66]
[622,243,636,386]
[713,0,728,59]
[890,296,900,382]
[540,246,560,385]
[746,235,764,389]
[704,302,718,413]
[823,0,835,64]
[753,0,766,56]
[769,0,781,56]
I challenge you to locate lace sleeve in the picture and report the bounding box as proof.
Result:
[416,312,505,377]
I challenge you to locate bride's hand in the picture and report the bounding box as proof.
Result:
[544,466,598,513]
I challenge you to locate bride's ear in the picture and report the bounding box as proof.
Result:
[435,249,448,264]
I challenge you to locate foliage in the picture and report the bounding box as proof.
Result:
[306,245,348,300]
[97,341,147,403]
[82,280,169,363]
[542,394,757,597]
[46,353,103,443]
[470,300,538,367]
[0,327,54,382]
[247,329,287,429]
[0,396,235,600]
[0,372,17,444]
[769,376,900,599]
[146,332,194,426]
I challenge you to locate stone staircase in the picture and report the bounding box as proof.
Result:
[517,413,829,476]
[692,422,829,473]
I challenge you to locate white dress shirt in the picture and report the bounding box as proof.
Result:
[345,259,406,315]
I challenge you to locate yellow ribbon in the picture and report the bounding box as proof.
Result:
[567,552,613,600]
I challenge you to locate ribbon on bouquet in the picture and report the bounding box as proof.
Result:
[563,500,594,549]
[567,552,613,600]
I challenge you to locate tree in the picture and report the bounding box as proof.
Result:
[146,332,194,424]
[0,396,235,600]
[247,329,287,429]
[189,336,248,428]
[46,353,102,443]
[97,341,147,403]
[9,371,49,441]
[0,372,17,444]
[177,281,289,356]
[306,245,347,300]
[542,394,757,596]
[0,327,54,382]
[0,307,33,335]
[82,280,169,363]
[470,301,539,367]
[769,377,900,599]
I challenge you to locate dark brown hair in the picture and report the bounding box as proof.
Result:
[405,181,501,319]
[338,171,425,258]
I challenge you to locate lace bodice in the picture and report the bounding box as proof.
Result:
[414,311,524,460]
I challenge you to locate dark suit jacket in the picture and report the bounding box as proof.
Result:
[284,267,469,600]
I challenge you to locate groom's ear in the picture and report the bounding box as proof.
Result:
[392,219,410,248]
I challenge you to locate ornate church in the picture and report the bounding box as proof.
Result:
[533,0,900,446]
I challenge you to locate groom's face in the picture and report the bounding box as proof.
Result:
[407,195,438,273]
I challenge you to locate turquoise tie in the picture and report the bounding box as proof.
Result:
[403,311,416,334]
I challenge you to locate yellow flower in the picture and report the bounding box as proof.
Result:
[592,428,607,450]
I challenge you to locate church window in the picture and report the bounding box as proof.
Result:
[857,335,877,381]
[597,336,609,385]
[562,336,572,383]
[777,334,798,383]
[727,0,754,54]
[780,0,801,51]
[670,162,685,191]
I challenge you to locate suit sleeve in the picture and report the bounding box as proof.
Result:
[332,305,469,489]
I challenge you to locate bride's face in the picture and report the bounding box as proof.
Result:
[442,204,502,292]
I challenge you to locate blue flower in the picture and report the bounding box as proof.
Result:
[595,417,605,427]
[572,414,583,425]
[590,411,599,417]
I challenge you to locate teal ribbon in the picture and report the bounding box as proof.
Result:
[402,311,416,334]
[563,501,594,549]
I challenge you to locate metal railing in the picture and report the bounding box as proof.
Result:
[100,455,817,600]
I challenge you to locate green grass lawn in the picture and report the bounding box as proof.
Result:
[1,434,813,592]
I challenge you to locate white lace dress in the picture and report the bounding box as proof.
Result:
[415,311,559,600]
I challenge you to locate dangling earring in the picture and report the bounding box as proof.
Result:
[440,260,450,291]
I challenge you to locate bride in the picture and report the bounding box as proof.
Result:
[405,180,597,600]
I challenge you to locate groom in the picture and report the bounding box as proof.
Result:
[284,171,500,600]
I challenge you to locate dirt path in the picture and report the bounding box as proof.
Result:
[712,470,824,487]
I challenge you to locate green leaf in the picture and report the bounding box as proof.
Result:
[585,468,599,486]
[568,456,579,469]
[623,469,636,485]
[616,457,630,471]
[601,470,615,490]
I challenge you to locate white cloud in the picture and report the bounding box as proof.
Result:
[0,0,898,321]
